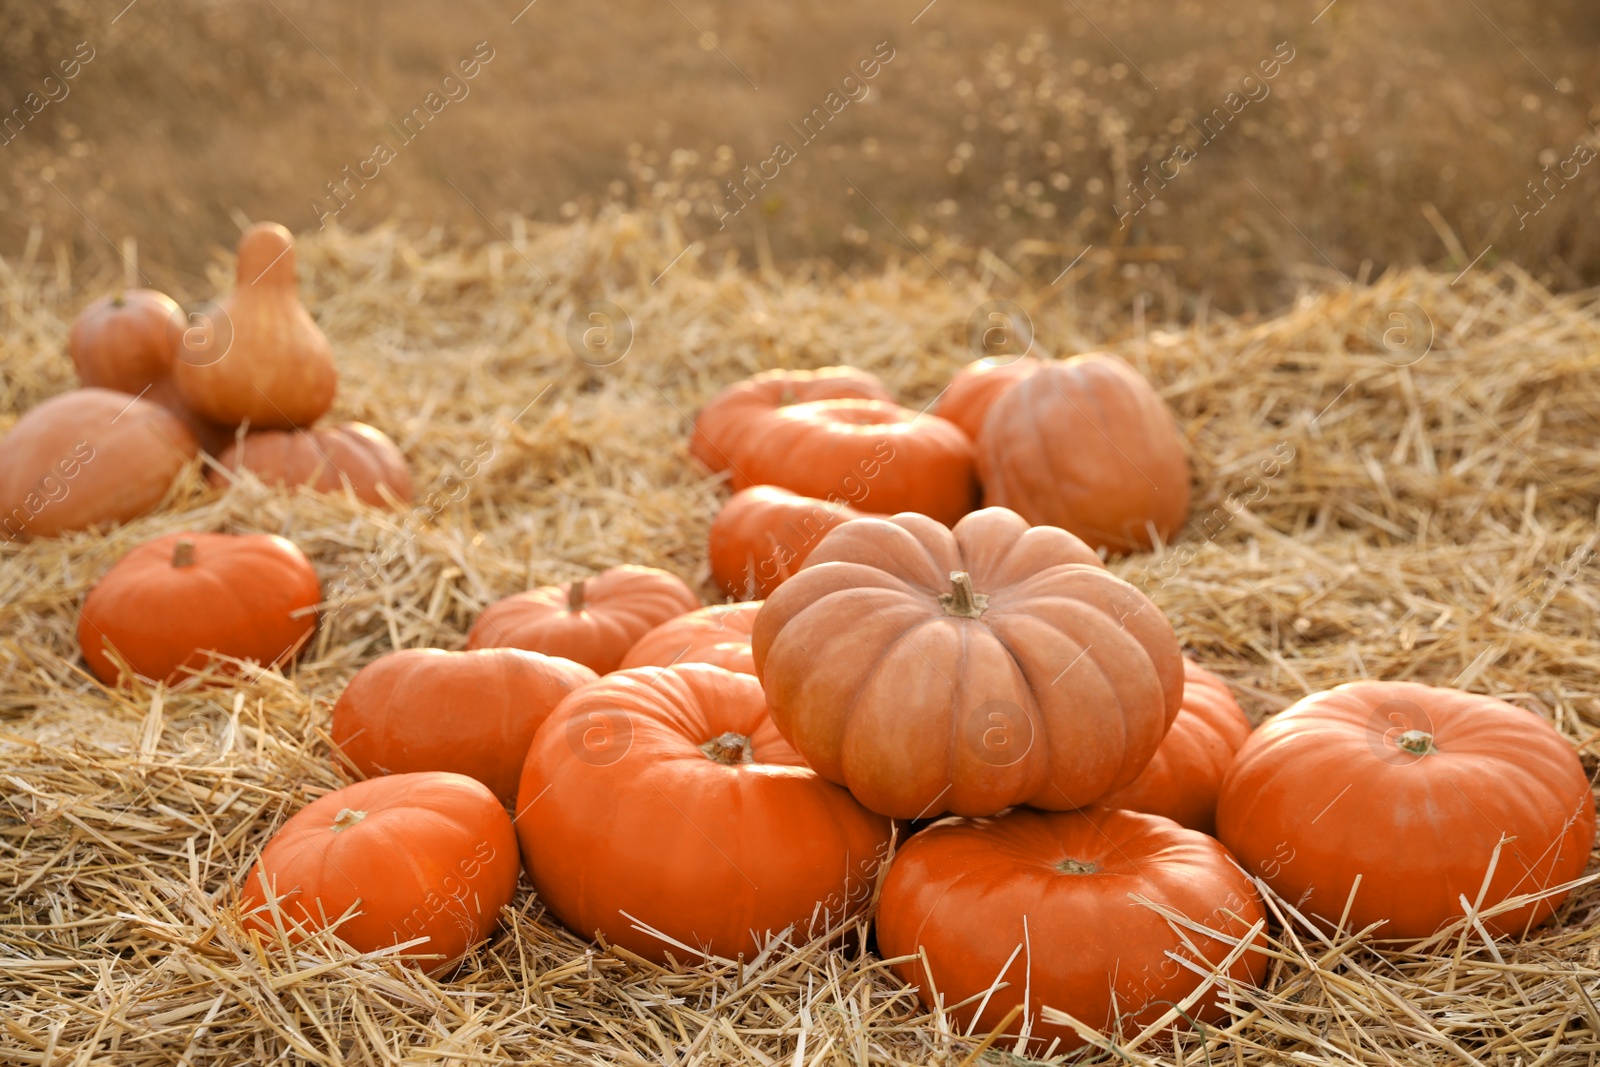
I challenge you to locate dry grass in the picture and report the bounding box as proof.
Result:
[3,207,1600,1063]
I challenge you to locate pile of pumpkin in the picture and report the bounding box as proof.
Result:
[7,237,1595,1052]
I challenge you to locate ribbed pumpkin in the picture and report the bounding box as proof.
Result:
[467,565,700,675]
[78,531,320,685]
[753,508,1183,819]
[933,356,1042,440]
[212,422,413,507]
[332,648,598,806]
[1101,659,1252,834]
[976,353,1190,553]
[708,486,862,600]
[690,366,893,475]
[620,602,761,675]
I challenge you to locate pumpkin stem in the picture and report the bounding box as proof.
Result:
[331,808,367,832]
[779,387,798,406]
[1395,730,1435,756]
[171,539,197,568]
[939,571,989,618]
[567,579,586,613]
[111,292,127,308]
[699,731,754,765]
[1056,858,1099,875]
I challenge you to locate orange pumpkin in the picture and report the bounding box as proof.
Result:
[0,388,197,541]
[933,356,1042,440]
[1101,659,1252,834]
[467,565,700,675]
[514,664,893,961]
[1217,681,1596,940]
[708,486,862,600]
[690,366,893,475]
[212,422,414,507]
[877,807,1267,1051]
[241,771,519,974]
[976,353,1190,553]
[173,222,337,429]
[620,602,761,675]
[753,507,1183,819]
[332,648,598,806]
[78,531,320,684]
[729,399,976,526]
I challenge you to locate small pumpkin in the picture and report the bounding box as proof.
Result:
[467,565,700,675]
[709,486,862,600]
[0,388,197,541]
[620,602,762,675]
[1101,659,1252,835]
[332,648,598,806]
[877,806,1267,1050]
[690,366,893,475]
[212,422,414,507]
[753,507,1183,819]
[730,399,976,526]
[241,771,519,974]
[173,222,337,429]
[69,288,182,395]
[976,353,1190,553]
[933,356,1042,440]
[78,531,320,685]
[1217,681,1596,940]
[514,664,893,961]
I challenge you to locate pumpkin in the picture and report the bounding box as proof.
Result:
[0,388,198,541]
[1101,659,1252,835]
[78,531,320,685]
[933,355,1042,440]
[753,507,1184,819]
[620,602,762,675]
[212,422,414,507]
[730,399,976,526]
[690,365,893,475]
[514,664,893,961]
[877,806,1267,1050]
[332,648,598,806]
[172,222,337,429]
[1217,681,1596,940]
[976,353,1190,553]
[241,771,519,974]
[709,486,863,600]
[467,565,700,674]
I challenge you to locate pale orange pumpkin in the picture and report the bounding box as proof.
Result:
[212,422,413,507]
[619,602,761,675]
[933,356,1042,440]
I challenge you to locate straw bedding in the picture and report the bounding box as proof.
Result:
[2,209,1600,1064]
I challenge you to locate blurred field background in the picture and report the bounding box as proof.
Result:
[3,0,1598,313]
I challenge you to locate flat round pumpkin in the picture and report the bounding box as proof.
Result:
[620,602,761,675]
[240,771,519,974]
[1217,680,1595,940]
[933,356,1042,440]
[976,353,1190,553]
[467,565,700,675]
[753,507,1184,819]
[690,366,893,474]
[514,664,893,961]
[1101,659,1252,834]
[212,422,414,507]
[78,531,320,685]
[730,399,976,527]
[332,647,599,806]
[709,486,863,600]
[877,806,1267,1051]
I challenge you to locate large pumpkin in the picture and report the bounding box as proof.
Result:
[514,664,893,961]
[1101,659,1252,834]
[1217,681,1595,940]
[709,486,863,600]
[172,222,337,429]
[467,565,699,675]
[729,399,976,526]
[78,531,320,685]
[690,366,893,474]
[212,422,414,507]
[753,507,1183,819]
[240,771,519,974]
[933,356,1042,440]
[976,354,1190,553]
[331,648,598,806]
[619,602,761,675]
[0,388,198,541]
[877,807,1267,1050]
